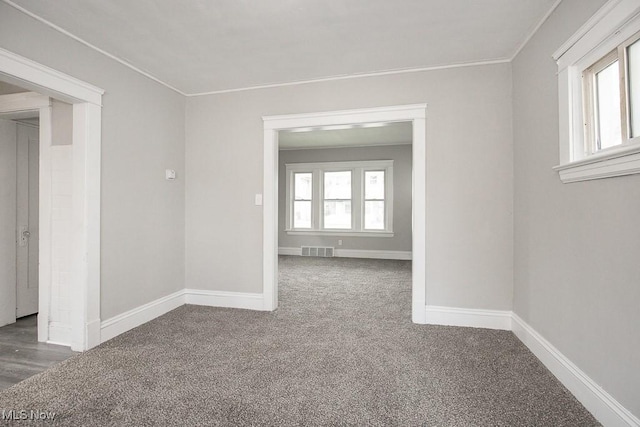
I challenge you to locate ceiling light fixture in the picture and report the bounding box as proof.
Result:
[286,127,316,133]
[320,124,354,131]
[360,122,389,128]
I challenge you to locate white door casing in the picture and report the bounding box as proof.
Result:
[16,122,39,318]
[262,104,428,323]
[0,47,103,351]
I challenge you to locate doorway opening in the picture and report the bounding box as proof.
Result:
[0,81,76,347]
[263,104,427,322]
[0,47,103,351]
[276,122,413,314]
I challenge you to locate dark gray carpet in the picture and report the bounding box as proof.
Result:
[0,256,598,426]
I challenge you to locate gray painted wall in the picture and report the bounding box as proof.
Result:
[51,100,72,146]
[186,63,514,310]
[0,3,186,320]
[512,0,640,416]
[278,145,412,252]
[0,119,17,327]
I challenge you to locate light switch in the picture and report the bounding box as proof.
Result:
[165,169,176,180]
[255,194,263,206]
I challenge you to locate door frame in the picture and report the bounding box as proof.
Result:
[262,104,428,323]
[0,47,103,351]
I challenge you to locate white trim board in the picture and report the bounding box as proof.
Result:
[425,306,639,427]
[425,305,512,330]
[279,247,411,260]
[0,47,104,106]
[99,286,639,426]
[185,289,267,311]
[100,290,185,343]
[101,289,268,344]
[510,0,563,60]
[512,314,640,427]
[190,59,510,96]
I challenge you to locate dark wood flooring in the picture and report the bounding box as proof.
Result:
[0,315,76,390]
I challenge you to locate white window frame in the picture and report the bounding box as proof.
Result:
[285,160,394,237]
[553,0,640,183]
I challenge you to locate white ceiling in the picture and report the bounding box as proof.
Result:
[7,0,557,95]
[279,121,412,150]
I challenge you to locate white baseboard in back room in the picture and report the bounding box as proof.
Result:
[424,305,512,330]
[184,289,266,311]
[511,314,640,427]
[100,289,185,344]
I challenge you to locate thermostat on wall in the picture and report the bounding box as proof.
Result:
[165,169,176,180]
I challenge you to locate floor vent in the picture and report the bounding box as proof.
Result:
[301,246,335,257]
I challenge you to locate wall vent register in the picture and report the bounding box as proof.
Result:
[301,246,335,257]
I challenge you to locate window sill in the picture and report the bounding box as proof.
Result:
[286,230,394,238]
[553,143,640,183]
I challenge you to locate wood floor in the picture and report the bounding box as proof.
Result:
[0,315,76,390]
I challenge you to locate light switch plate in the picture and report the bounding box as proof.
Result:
[255,194,263,206]
[165,169,176,180]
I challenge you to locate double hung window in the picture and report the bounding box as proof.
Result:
[285,160,393,236]
[554,1,640,183]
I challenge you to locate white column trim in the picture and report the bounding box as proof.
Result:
[37,105,52,343]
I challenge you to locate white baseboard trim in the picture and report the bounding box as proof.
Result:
[278,247,301,256]
[95,285,638,426]
[185,289,266,311]
[278,247,412,260]
[336,249,412,260]
[100,289,185,344]
[425,305,512,330]
[512,314,640,427]
[85,319,102,350]
[424,306,639,425]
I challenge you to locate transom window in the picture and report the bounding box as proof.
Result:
[285,160,393,235]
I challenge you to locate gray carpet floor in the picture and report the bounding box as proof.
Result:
[0,256,598,426]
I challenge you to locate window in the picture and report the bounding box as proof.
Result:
[285,160,393,236]
[364,171,385,230]
[554,1,640,183]
[582,32,640,154]
[293,173,312,228]
[323,171,352,229]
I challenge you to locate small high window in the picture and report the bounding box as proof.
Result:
[582,31,640,154]
[553,0,640,183]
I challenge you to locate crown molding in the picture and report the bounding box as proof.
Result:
[511,0,564,61]
[2,0,186,96]
[4,0,562,97]
[186,59,511,97]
